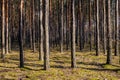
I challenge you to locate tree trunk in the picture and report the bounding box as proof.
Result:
[30,4,33,49]
[5,0,9,54]
[32,0,36,52]
[89,0,92,51]
[1,0,5,60]
[71,0,76,68]
[103,0,107,55]
[8,0,11,53]
[39,0,44,61]
[96,0,100,56]
[106,0,112,64]
[19,0,24,68]
[115,0,119,56]
[79,0,82,51]
[60,0,64,53]
[44,0,50,70]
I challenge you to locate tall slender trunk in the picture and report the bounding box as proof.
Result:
[32,0,36,52]
[39,0,44,61]
[71,0,76,68]
[60,0,64,53]
[106,0,112,64]
[30,4,33,49]
[96,0,100,56]
[89,0,92,51]
[93,1,96,48]
[23,0,26,46]
[103,0,107,55]
[57,0,61,52]
[1,0,5,60]
[76,0,79,46]
[5,0,9,54]
[19,0,24,68]
[79,0,82,51]
[115,0,119,56]
[44,0,50,70]
[66,0,69,50]
[8,0,11,53]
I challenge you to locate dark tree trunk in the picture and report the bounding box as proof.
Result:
[89,0,92,51]
[29,5,33,49]
[8,0,11,53]
[32,0,36,52]
[79,0,82,51]
[19,0,24,68]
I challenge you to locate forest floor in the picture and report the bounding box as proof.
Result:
[0,49,120,80]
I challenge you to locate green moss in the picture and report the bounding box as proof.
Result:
[103,64,120,69]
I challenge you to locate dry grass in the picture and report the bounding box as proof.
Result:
[0,49,120,80]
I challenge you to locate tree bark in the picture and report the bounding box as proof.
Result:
[89,0,92,51]
[5,0,9,54]
[115,0,119,56]
[60,0,64,53]
[106,0,112,64]
[103,0,107,55]
[96,0,100,56]
[44,0,50,70]
[1,0,5,60]
[19,0,24,68]
[29,4,33,49]
[39,0,44,61]
[71,0,76,68]
[32,0,36,52]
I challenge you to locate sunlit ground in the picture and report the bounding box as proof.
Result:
[0,48,120,80]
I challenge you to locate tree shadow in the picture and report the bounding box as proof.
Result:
[111,64,120,68]
[51,65,64,69]
[77,62,105,67]
[53,60,65,64]
[24,62,43,68]
[7,56,19,61]
[51,60,71,69]
[80,67,120,72]
[51,60,65,69]
[78,62,120,72]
